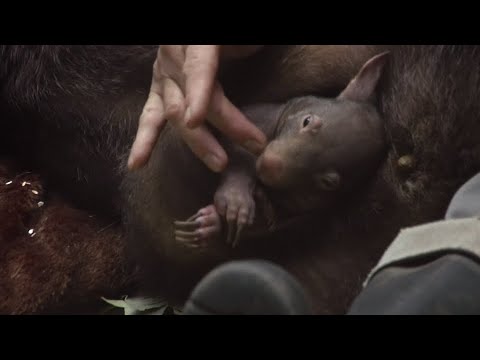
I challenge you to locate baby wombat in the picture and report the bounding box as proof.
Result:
[175,52,389,249]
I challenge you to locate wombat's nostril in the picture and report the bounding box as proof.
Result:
[256,152,284,186]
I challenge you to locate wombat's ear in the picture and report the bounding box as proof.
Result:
[337,51,390,103]
[315,171,341,191]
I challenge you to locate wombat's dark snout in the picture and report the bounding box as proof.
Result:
[256,152,285,186]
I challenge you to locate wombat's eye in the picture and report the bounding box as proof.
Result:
[302,116,311,128]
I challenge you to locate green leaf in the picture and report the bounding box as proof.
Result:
[123,296,169,311]
[101,295,173,315]
[101,296,129,309]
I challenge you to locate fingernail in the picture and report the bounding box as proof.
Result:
[203,153,224,172]
[127,155,137,171]
[244,139,266,155]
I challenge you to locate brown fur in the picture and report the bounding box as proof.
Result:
[220,45,384,104]
[0,159,137,314]
[0,45,385,313]
[276,45,480,313]
[0,45,157,216]
[2,45,479,314]
[120,46,389,302]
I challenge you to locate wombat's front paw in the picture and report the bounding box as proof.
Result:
[174,205,221,249]
[214,187,255,248]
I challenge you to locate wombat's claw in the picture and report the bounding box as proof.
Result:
[225,223,244,248]
[226,221,236,247]
[230,224,245,248]
[174,205,221,248]
[222,204,254,248]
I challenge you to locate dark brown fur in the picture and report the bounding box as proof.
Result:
[2,45,479,314]
[220,45,384,104]
[120,46,389,302]
[0,45,385,313]
[0,45,157,216]
[0,159,137,314]
[123,45,480,312]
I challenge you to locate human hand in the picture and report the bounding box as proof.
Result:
[127,45,267,173]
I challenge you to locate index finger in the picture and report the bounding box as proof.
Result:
[128,91,166,170]
[128,58,166,170]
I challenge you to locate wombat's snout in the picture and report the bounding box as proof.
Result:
[256,152,285,187]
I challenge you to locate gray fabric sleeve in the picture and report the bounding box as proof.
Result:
[363,217,480,287]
